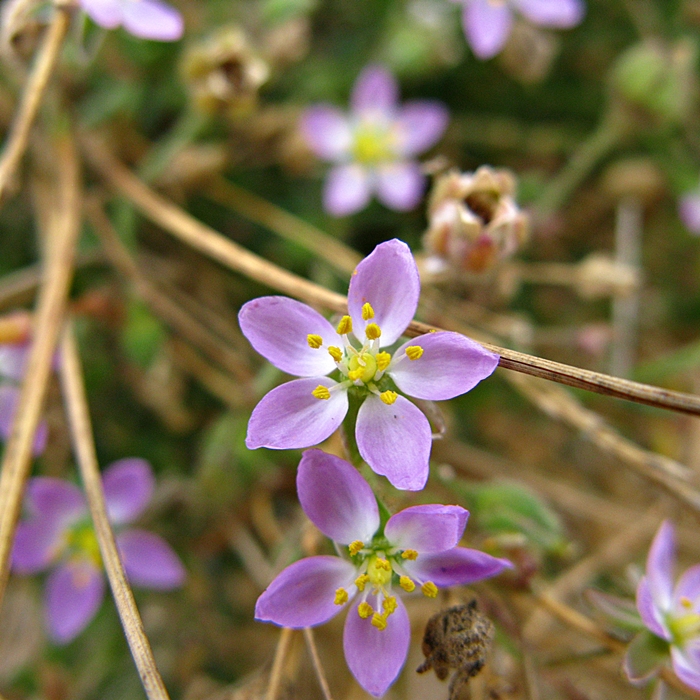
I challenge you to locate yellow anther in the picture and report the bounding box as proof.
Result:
[380,390,398,405]
[307,334,323,349]
[682,597,694,609]
[368,557,392,587]
[376,558,391,570]
[365,323,381,340]
[336,315,353,335]
[399,576,415,592]
[376,351,391,372]
[371,612,388,630]
[358,601,373,619]
[355,574,370,591]
[312,385,331,400]
[421,581,438,598]
[348,540,364,556]
[401,549,418,560]
[362,303,375,320]
[328,346,343,362]
[334,588,349,605]
[406,346,423,360]
[347,353,377,383]
[383,596,398,615]
[348,367,365,382]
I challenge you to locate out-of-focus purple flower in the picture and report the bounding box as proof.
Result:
[255,450,511,697]
[79,0,183,41]
[679,192,700,235]
[452,0,585,60]
[301,65,448,216]
[239,239,499,491]
[12,459,185,643]
[625,521,700,691]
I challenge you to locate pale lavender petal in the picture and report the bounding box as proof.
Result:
[404,547,512,587]
[351,65,399,117]
[385,505,469,553]
[25,477,85,523]
[297,449,379,545]
[255,556,356,628]
[375,162,425,212]
[323,164,372,217]
[45,560,105,643]
[12,520,63,574]
[0,386,47,456]
[102,458,155,525]
[79,0,123,29]
[343,594,410,697]
[301,106,353,162]
[356,395,430,491]
[394,101,449,157]
[390,332,499,400]
[117,529,185,589]
[0,343,29,381]
[463,0,513,60]
[637,577,671,640]
[515,0,585,27]
[122,0,183,41]
[679,193,700,235]
[647,521,675,611]
[674,565,700,614]
[347,238,420,346]
[246,378,348,450]
[672,644,700,693]
[239,297,340,377]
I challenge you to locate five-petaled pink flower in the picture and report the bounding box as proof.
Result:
[452,0,585,60]
[239,239,499,491]
[79,0,183,41]
[301,65,448,216]
[625,520,700,691]
[255,450,511,697]
[12,459,185,643]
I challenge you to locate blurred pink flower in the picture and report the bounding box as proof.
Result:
[79,0,183,41]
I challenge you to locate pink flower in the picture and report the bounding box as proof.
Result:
[255,450,511,697]
[79,0,183,41]
[12,459,185,643]
[301,65,448,216]
[239,239,499,491]
[679,192,700,235]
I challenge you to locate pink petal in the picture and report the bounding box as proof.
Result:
[102,458,155,525]
[674,564,700,614]
[0,386,48,456]
[246,378,348,450]
[394,101,449,157]
[679,193,700,235]
[389,332,499,400]
[356,394,431,491]
[0,342,29,381]
[462,0,513,60]
[239,296,340,377]
[343,594,410,697]
[672,644,700,693]
[117,529,185,589]
[514,0,585,27]
[301,106,352,162]
[647,521,675,611]
[297,450,379,545]
[375,161,426,212]
[79,0,123,29]
[45,560,105,643]
[255,556,356,628]
[403,547,512,587]
[12,520,63,574]
[347,238,420,346]
[323,164,372,217]
[25,477,86,523]
[351,65,399,117]
[385,505,469,553]
[122,0,183,41]
[637,577,671,640]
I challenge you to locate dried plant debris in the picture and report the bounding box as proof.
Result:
[417,600,494,700]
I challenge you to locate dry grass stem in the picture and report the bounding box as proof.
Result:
[265,627,294,700]
[0,127,80,613]
[59,322,171,700]
[302,627,334,700]
[0,7,70,201]
[81,137,700,417]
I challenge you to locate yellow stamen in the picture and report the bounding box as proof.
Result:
[371,612,387,630]
[380,390,397,405]
[348,367,365,382]
[358,601,373,619]
[422,581,438,598]
[334,588,349,605]
[682,597,694,609]
[401,549,418,560]
[399,576,415,592]
[383,596,398,615]
[406,346,423,361]
[362,303,375,320]
[376,351,391,372]
[367,557,392,587]
[365,323,381,340]
[355,574,370,591]
[347,353,377,383]
[348,540,364,556]
[328,346,343,362]
[312,385,331,400]
[336,315,353,335]
[307,334,323,349]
